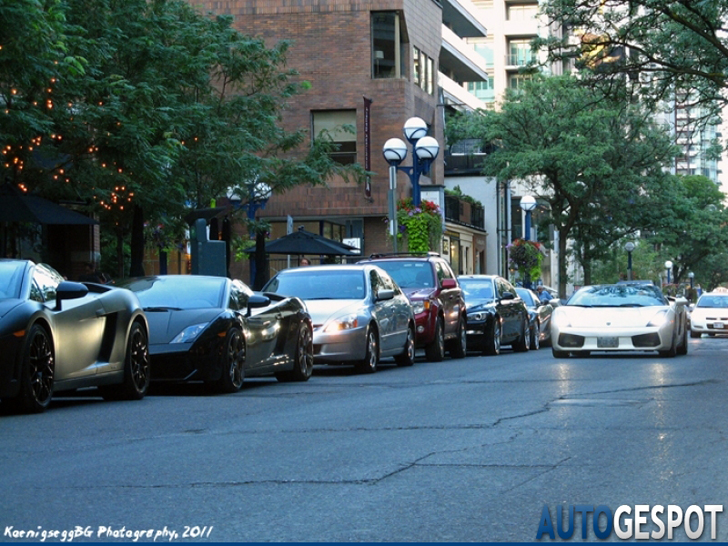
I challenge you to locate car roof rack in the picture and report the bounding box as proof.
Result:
[367,251,441,259]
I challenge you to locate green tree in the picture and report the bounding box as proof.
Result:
[446,75,678,296]
[537,0,728,122]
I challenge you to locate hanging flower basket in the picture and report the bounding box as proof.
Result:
[507,238,543,281]
[392,198,443,253]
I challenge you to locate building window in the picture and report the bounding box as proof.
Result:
[508,73,532,90]
[507,3,539,21]
[372,12,405,79]
[507,39,536,66]
[467,77,494,102]
[312,110,357,165]
[413,46,436,95]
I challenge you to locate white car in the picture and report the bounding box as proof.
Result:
[551,283,689,358]
[688,292,728,337]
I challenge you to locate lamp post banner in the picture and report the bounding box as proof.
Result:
[364,97,372,198]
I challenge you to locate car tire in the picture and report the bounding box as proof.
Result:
[395,324,416,367]
[552,348,570,358]
[677,323,689,356]
[101,322,151,401]
[424,317,445,362]
[658,330,678,358]
[216,328,246,393]
[12,324,54,413]
[484,319,501,356]
[529,321,541,351]
[448,317,467,359]
[512,317,530,353]
[277,323,314,382]
[355,326,379,374]
[690,329,700,339]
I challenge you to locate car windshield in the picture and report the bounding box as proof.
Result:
[0,261,25,299]
[696,295,728,308]
[516,288,536,306]
[265,269,366,300]
[567,284,667,307]
[459,280,494,301]
[368,261,434,289]
[121,276,226,309]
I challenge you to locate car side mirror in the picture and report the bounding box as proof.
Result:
[441,279,457,289]
[500,292,515,301]
[55,281,89,310]
[376,289,395,301]
[247,294,271,316]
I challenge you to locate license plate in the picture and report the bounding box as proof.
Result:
[597,336,619,348]
[713,322,724,329]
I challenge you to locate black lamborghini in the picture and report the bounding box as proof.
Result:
[117,275,314,392]
[0,259,151,413]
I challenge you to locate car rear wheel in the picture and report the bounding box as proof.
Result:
[395,324,416,367]
[512,317,530,353]
[216,328,246,393]
[448,317,467,359]
[277,323,314,382]
[658,330,678,358]
[355,326,379,374]
[529,322,540,351]
[425,317,445,362]
[101,322,150,401]
[12,324,54,413]
[484,319,501,356]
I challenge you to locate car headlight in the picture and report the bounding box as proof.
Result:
[467,311,486,321]
[647,309,670,327]
[324,314,359,333]
[171,323,208,343]
[412,300,431,315]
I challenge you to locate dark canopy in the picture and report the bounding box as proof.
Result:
[247,227,359,256]
[0,183,97,225]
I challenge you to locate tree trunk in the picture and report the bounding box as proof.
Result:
[558,227,569,299]
[129,205,145,277]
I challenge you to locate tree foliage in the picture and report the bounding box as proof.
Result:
[537,0,728,123]
[446,75,678,296]
[1,0,366,277]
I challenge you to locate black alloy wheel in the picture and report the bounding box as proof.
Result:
[101,322,151,400]
[217,328,246,393]
[278,323,314,381]
[16,324,55,413]
[484,319,501,356]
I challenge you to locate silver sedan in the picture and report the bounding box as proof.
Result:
[262,264,416,373]
[551,283,689,358]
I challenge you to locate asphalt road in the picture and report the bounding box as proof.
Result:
[2,336,728,542]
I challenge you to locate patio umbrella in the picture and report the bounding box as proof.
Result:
[247,227,359,256]
[0,183,97,225]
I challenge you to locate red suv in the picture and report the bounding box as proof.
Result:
[359,253,467,361]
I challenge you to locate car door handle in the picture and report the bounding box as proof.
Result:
[95,309,105,317]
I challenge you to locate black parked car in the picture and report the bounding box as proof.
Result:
[117,275,313,392]
[0,259,150,413]
[515,287,555,350]
[457,274,530,355]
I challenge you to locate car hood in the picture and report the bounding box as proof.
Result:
[0,299,23,320]
[401,287,436,301]
[557,306,670,327]
[143,308,222,344]
[304,300,364,325]
[465,299,496,311]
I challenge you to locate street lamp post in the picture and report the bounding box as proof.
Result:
[247,181,272,290]
[382,118,440,236]
[520,195,537,241]
[624,242,635,281]
[688,271,695,289]
[665,260,673,286]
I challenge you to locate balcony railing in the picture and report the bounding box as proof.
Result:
[444,194,485,229]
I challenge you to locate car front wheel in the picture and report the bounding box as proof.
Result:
[529,322,540,351]
[101,322,150,401]
[484,319,501,356]
[13,324,55,413]
[216,328,246,393]
[355,326,379,374]
[395,324,416,367]
[277,323,314,382]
